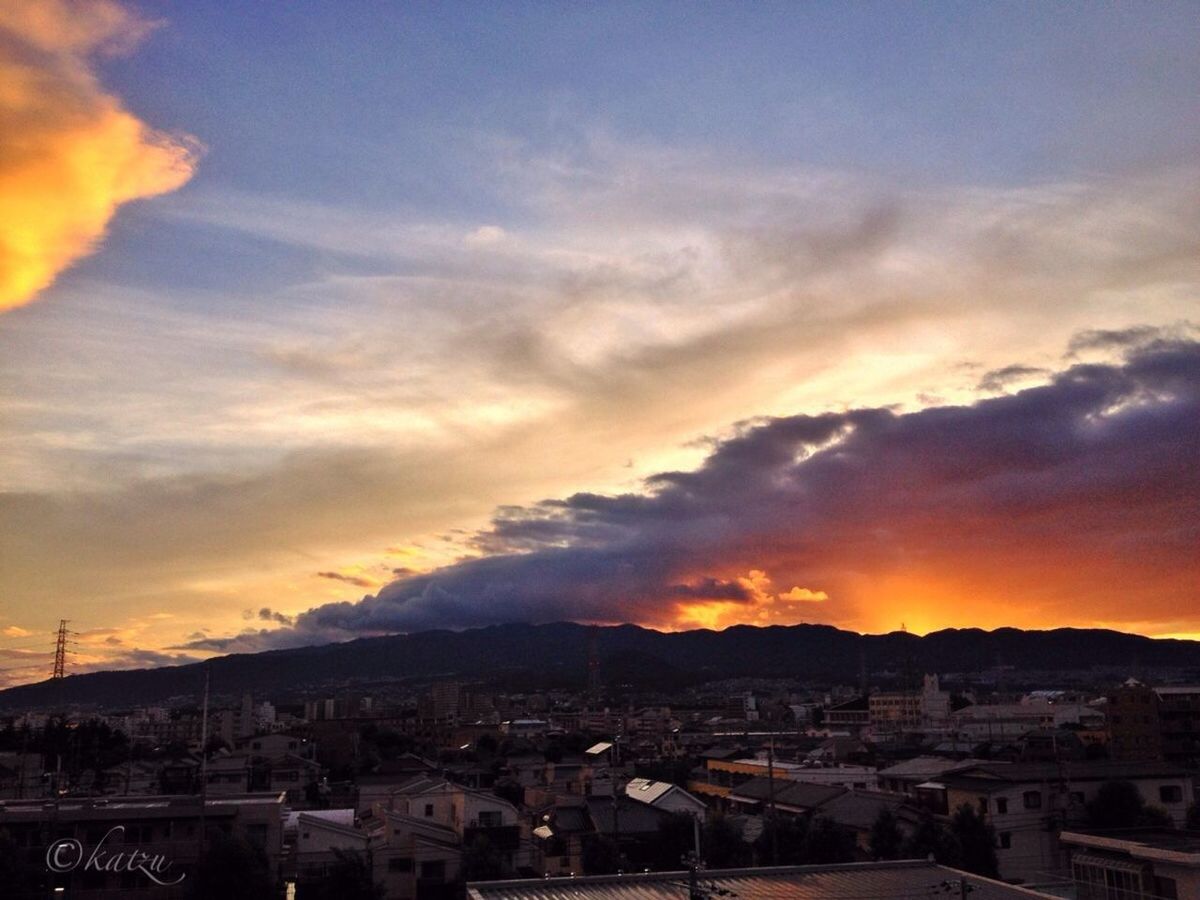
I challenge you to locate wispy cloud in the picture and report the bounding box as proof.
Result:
[315,571,378,589]
[2,133,1198,669]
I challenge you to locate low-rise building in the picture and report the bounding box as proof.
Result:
[919,760,1195,884]
[0,792,286,897]
[1061,829,1200,900]
[623,777,707,821]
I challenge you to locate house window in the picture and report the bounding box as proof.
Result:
[998,832,1011,849]
[389,857,414,872]
[424,803,434,817]
[1160,785,1183,803]
[995,798,1008,814]
[1153,875,1179,900]
[1023,791,1042,809]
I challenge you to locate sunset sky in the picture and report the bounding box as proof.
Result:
[1,1,1198,686]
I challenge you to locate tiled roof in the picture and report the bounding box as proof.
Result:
[729,777,845,811]
[940,760,1192,788]
[877,757,995,779]
[585,797,671,836]
[817,790,912,831]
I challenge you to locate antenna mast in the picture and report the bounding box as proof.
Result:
[52,619,70,680]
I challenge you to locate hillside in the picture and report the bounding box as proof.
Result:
[1,621,1197,710]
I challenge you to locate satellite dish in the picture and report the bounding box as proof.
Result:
[741,818,764,844]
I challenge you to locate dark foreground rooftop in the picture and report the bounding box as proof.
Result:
[468,860,1059,899]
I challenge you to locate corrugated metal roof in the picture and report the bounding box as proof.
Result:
[467,861,1058,899]
[625,778,674,804]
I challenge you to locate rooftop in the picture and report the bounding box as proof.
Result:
[1061,829,1200,865]
[467,860,1059,899]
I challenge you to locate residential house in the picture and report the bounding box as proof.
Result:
[623,778,707,821]
[918,760,1195,884]
[1061,829,1200,900]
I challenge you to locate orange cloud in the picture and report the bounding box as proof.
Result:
[673,569,830,630]
[0,0,199,311]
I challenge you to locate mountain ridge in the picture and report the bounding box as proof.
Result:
[2,620,1197,710]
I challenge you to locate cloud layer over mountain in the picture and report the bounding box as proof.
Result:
[180,335,1198,652]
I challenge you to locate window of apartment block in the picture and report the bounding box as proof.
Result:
[1023,790,1042,809]
[424,803,434,817]
[995,797,1008,814]
[1153,875,1179,900]
[1160,785,1183,803]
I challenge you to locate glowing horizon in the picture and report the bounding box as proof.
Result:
[1,2,1198,686]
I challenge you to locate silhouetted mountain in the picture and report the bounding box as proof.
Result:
[1,621,1197,710]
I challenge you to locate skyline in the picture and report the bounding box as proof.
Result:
[1,1,1198,686]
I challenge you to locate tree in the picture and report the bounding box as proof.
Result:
[296,848,384,900]
[1187,803,1200,831]
[869,808,903,860]
[581,835,621,874]
[756,816,808,865]
[804,816,855,864]
[492,778,523,808]
[475,733,498,756]
[702,814,751,869]
[188,834,274,900]
[1139,805,1174,828]
[654,813,698,870]
[903,810,960,867]
[464,834,506,881]
[950,804,998,878]
[1086,780,1169,830]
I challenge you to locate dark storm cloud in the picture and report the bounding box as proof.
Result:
[182,338,1200,652]
[977,364,1049,392]
[1066,324,1194,357]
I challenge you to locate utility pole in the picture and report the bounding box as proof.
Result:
[766,728,778,865]
[198,665,210,881]
[587,626,601,704]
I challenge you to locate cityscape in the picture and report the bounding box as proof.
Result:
[1,2,1198,899]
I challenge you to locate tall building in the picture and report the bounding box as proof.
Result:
[1155,685,1200,765]
[1107,679,1163,761]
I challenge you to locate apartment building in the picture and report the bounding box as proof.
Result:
[919,761,1194,884]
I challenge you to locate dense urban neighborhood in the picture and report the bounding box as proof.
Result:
[2,646,1200,899]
